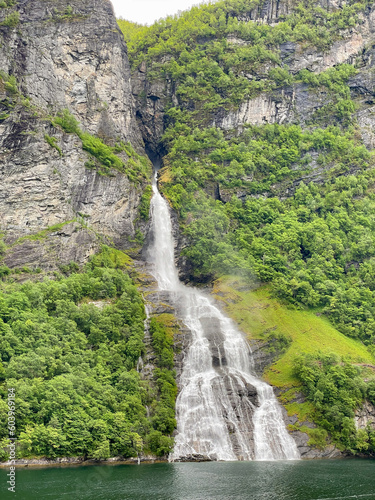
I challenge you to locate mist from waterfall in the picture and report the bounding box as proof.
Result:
[147,173,300,461]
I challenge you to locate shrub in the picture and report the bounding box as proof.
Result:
[80,132,123,170]
[53,109,80,135]
[1,11,19,27]
[0,71,18,94]
[0,0,16,7]
[44,134,62,156]
[139,185,153,220]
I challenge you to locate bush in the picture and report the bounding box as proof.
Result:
[0,265,10,278]
[1,11,19,27]
[0,239,6,256]
[147,430,174,456]
[0,0,16,7]
[80,132,123,170]
[293,354,373,453]
[53,109,80,135]
[139,185,153,220]
[44,134,62,156]
[0,71,18,94]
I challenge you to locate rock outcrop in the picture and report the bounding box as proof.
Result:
[132,63,171,160]
[355,400,375,430]
[215,8,375,136]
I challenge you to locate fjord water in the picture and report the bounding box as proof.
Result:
[3,460,375,500]
[147,174,299,461]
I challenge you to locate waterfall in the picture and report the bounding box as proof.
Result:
[147,173,300,461]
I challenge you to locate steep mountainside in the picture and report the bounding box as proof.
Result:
[0,0,150,273]
[121,0,375,456]
[1,0,375,463]
[0,0,179,464]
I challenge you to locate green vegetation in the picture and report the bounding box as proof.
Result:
[299,64,359,126]
[54,5,73,19]
[121,0,367,116]
[0,238,7,257]
[117,19,145,43]
[52,108,80,134]
[294,354,375,454]
[0,266,10,278]
[0,247,175,461]
[147,315,179,455]
[1,10,19,27]
[12,221,76,245]
[0,71,18,95]
[44,134,62,156]
[51,5,87,23]
[212,278,374,388]
[150,315,177,370]
[0,0,16,8]
[0,72,22,121]
[89,247,133,270]
[139,185,153,220]
[52,109,151,182]
[158,122,375,348]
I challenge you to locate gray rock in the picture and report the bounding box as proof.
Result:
[355,400,375,430]
[0,0,148,270]
[132,66,171,160]
[1,0,142,147]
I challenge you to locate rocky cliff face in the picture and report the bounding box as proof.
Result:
[1,0,142,145]
[0,0,148,271]
[132,62,171,161]
[355,400,375,430]
[131,1,375,201]
[214,3,375,138]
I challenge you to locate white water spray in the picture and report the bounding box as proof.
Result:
[147,173,299,461]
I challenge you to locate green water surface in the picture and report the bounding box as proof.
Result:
[1,459,375,500]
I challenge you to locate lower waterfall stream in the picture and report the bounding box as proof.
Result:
[147,173,300,461]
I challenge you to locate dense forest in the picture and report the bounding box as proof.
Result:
[0,248,176,460]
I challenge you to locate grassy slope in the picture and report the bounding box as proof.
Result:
[212,277,374,389]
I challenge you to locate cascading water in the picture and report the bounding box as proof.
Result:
[147,172,300,461]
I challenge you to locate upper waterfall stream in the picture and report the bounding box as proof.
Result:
[147,173,300,461]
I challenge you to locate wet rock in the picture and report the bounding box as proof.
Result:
[249,339,281,377]
[238,382,259,406]
[132,66,171,160]
[174,454,213,462]
[199,317,228,368]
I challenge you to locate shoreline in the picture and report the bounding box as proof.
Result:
[1,455,373,469]
[0,456,168,469]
